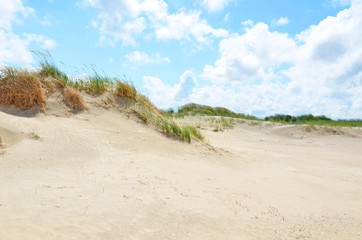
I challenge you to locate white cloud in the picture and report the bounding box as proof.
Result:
[0,0,34,30]
[204,0,362,118]
[144,70,198,108]
[25,34,56,49]
[145,1,362,119]
[125,51,170,64]
[201,0,231,12]
[154,10,228,43]
[273,17,289,26]
[201,22,296,83]
[82,0,228,46]
[0,0,56,65]
[0,29,32,63]
[143,76,177,108]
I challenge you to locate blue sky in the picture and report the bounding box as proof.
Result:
[1,0,362,119]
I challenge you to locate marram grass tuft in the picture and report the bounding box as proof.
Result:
[63,87,87,111]
[0,68,46,111]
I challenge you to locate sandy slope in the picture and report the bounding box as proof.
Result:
[0,109,362,239]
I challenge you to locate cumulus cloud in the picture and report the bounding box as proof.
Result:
[145,1,362,119]
[0,0,56,64]
[201,22,296,83]
[202,0,362,118]
[143,70,198,108]
[0,29,32,63]
[0,0,34,30]
[92,1,146,46]
[201,0,231,12]
[25,34,56,49]
[125,51,170,64]
[154,10,228,43]
[81,0,228,46]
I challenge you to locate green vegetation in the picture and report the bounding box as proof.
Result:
[265,114,362,127]
[71,75,111,95]
[169,104,362,129]
[170,103,259,120]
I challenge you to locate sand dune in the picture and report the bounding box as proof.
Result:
[1,106,362,239]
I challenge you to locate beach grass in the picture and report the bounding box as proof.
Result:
[63,87,87,111]
[71,76,111,96]
[0,67,47,111]
[115,81,137,100]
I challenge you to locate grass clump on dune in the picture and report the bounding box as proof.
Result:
[115,81,137,100]
[71,74,111,96]
[137,94,162,116]
[0,67,47,111]
[63,87,87,111]
[128,98,203,143]
[181,125,204,142]
[159,120,199,143]
[38,60,69,88]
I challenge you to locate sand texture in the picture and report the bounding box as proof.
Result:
[1,108,362,239]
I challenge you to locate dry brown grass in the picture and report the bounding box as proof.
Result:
[137,94,162,116]
[0,69,46,111]
[63,87,87,111]
[115,81,137,100]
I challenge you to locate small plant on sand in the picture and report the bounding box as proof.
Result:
[182,125,204,141]
[63,87,87,111]
[158,120,203,143]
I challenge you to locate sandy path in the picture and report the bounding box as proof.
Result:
[0,111,362,239]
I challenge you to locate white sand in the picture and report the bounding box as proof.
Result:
[1,108,362,239]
